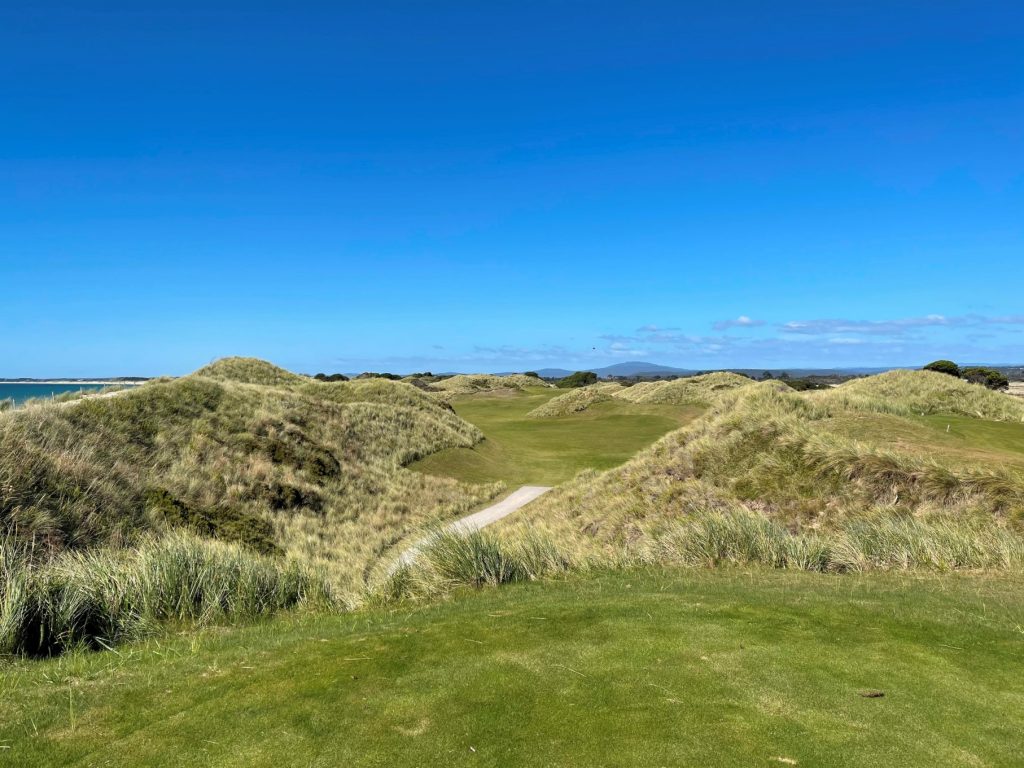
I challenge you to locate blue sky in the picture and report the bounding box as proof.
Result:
[2,1,1022,376]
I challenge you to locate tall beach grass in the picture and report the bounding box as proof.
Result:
[0,532,333,657]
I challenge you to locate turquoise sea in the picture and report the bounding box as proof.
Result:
[0,383,110,406]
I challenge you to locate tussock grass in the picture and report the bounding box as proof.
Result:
[0,532,332,657]
[369,528,573,603]
[372,505,1024,610]
[613,372,754,405]
[642,510,1024,572]
[525,386,613,418]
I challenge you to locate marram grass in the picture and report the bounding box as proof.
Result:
[525,386,613,418]
[0,357,499,593]
[0,532,333,657]
[511,373,1024,568]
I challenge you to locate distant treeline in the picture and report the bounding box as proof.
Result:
[605,370,846,391]
[923,360,1010,391]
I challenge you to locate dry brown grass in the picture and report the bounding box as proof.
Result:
[430,373,552,400]
[526,386,614,418]
[613,372,755,405]
[817,369,1024,422]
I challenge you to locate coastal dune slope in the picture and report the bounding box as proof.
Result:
[504,373,1024,570]
[0,358,498,589]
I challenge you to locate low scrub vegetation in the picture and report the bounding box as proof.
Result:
[962,366,1010,390]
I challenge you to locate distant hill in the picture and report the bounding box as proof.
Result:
[527,362,693,379]
[523,362,897,380]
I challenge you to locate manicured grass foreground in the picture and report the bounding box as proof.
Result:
[3,569,1023,767]
[412,387,699,486]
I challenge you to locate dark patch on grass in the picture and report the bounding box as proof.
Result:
[146,488,282,556]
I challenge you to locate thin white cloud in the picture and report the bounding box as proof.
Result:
[635,324,680,333]
[712,316,765,331]
[779,313,1024,337]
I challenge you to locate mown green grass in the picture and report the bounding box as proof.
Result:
[828,411,1024,470]
[2,568,1022,767]
[411,387,700,486]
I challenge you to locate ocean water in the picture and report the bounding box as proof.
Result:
[0,383,110,406]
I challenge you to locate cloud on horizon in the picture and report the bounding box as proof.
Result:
[327,313,1024,373]
[779,314,1024,337]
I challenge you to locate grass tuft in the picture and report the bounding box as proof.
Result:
[368,528,573,603]
[0,532,333,657]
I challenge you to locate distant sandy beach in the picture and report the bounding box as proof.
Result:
[0,380,144,385]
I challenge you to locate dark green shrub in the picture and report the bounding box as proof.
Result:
[304,451,342,481]
[961,367,1009,391]
[356,372,401,380]
[924,360,961,377]
[145,488,282,556]
[252,482,323,515]
[524,371,541,379]
[246,432,340,481]
[556,371,598,389]
[781,378,830,391]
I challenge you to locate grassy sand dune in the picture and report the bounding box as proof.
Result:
[613,371,754,405]
[192,357,307,386]
[431,373,551,399]
[506,377,1024,571]
[819,368,1024,422]
[525,386,614,418]
[0,358,498,594]
[5,361,1024,765]
[527,373,755,418]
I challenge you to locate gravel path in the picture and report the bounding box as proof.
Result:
[391,485,552,571]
